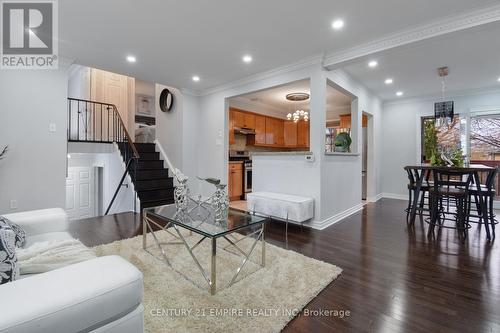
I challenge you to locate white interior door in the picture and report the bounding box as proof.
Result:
[90,68,130,141]
[66,167,94,220]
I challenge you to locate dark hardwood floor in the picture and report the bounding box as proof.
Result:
[70,199,500,333]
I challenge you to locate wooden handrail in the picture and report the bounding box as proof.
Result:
[111,104,140,159]
[67,97,139,159]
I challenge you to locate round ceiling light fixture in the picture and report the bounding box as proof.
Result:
[285,92,310,101]
[385,78,393,85]
[331,19,345,30]
[368,60,378,68]
[242,55,253,63]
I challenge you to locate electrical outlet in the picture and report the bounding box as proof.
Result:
[10,200,17,209]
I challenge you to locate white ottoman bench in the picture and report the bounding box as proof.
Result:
[246,192,314,244]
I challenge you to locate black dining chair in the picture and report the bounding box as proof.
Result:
[404,166,431,223]
[468,167,498,240]
[427,168,474,240]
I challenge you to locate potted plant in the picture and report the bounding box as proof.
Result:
[334,132,352,153]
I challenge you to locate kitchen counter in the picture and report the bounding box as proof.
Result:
[250,151,312,156]
[228,161,244,164]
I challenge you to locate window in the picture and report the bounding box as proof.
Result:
[420,115,462,162]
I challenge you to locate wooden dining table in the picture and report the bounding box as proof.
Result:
[405,164,495,239]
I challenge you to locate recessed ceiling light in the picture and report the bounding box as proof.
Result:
[331,19,345,30]
[385,78,393,85]
[126,55,136,63]
[396,91,404,97]
[368,60,378,68]
[192,75,200,82]
[497,77,500,82]
[242,55,253,63]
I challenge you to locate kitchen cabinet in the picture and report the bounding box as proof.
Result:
[231,110,245,128]
[339,114,351,129]
[284,121,297,147]
[339,114,368,129]
[254,115,266,145]
[297,121,310,148]
[230,108,255,129]
[229,107,309,148]
[265,117,284,146]
[228,163,243,201]
[229,114,235,145]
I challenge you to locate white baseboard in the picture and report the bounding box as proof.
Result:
[309,203,365,230]
[381,193,408,201]
[367,193,384,203]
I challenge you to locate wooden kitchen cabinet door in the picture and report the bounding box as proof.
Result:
[228,163,243,200]
[297,121,310,147]
[229,113,235,145]
[339,114,351,129]
[275,119,284,146]
[243,113,255,129]
[265,117,275,145]
[231,109,246,128]
[254,115,266,145]
[284,121,297,147]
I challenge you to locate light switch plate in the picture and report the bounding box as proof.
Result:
[10,200,17,209]
[49,123,56,132]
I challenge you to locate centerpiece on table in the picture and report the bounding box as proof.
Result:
[334,132,352,153]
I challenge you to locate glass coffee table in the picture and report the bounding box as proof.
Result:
[143,203,268,295]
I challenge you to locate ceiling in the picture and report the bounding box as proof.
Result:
[230,79,351,119]
[59,0,499,92]
[342,21,500,101]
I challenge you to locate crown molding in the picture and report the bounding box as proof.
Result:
[383,85,500,107]
[180,88,202,97]
[199,54,324,97]
[323,3,500,69]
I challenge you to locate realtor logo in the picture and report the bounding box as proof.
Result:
[1,0,58,69]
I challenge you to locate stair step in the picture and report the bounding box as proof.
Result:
[138,188,175,201]
[138,152,160,160]
[136,160,164,170]
[141,198,175,209]
[135,169,169,180]
[135,178,174,191]
[135,143,156,153]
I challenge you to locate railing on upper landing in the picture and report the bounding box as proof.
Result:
[67,98,140,214]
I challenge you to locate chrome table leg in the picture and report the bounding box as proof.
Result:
[262,223,266,267]
[211,238,217,295]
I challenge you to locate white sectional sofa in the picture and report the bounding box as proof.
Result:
[0,208,144,333]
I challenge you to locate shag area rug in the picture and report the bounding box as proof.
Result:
[94,230,342,333]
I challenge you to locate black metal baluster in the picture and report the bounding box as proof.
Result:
[68,100,71,141]
[107,106,110,142]
[100,104,103,142]
[77,101,80,141]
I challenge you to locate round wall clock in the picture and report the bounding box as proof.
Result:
[159,88,174,112]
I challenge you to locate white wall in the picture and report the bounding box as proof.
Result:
[68,65,90,99]
[321,70,383,222]
[67,142,136,214]
[381,89,500,197]
[155,85,200,190]
[0,66,69,213]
